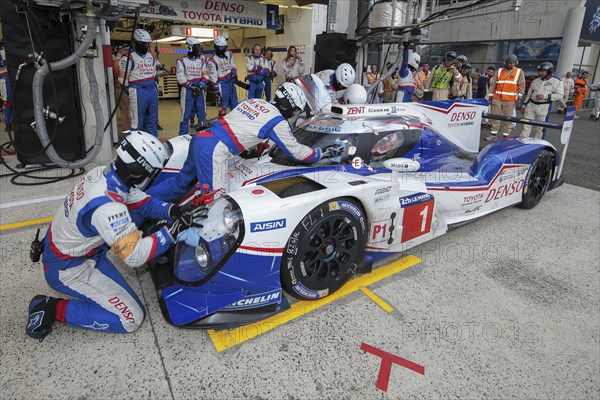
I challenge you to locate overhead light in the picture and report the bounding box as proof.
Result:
[156,36,214,44]
[258,1,312,9]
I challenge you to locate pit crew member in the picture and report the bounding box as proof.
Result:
[147,83,326,200]
[396,43,421,103]
[316,63,356,104]
[245,44,270,99]
[207,36,238,114]
[119,29,167,137]
[26,131,207,341]
[177,37,208,136]
[520,62,564,139]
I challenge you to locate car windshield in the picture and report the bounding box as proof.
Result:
[269,123,359,166]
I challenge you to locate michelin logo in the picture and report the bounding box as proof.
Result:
[250,218,286,232]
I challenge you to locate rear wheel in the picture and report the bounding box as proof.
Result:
[520,150,554,209]
[281,198,366,300]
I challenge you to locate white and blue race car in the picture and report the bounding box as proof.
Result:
[149,101,575,328]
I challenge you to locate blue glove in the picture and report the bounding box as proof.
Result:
[177,227,202,247]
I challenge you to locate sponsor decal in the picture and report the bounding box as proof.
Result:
[450,111,476,122]
[225,289,281,309]
[370,220,392,243]
[136,156,155,174]
[399,193,433,207]
[374,194,390,204]
[110,217,129,231]
[329,201,364,219]
[465,205,482,214]
[108,211,128,222]
[234,162,253,176]
[485,179,525,203]
[351,157,363,169]
[375,186,392,195]
[250,218,286,232]
[462,193,483,205]
[27,311,44,331]
[308,124,342,132]
[292,282,329,299]
[155,229,168,246]
[108,296,136,323]
[347,106,365,114]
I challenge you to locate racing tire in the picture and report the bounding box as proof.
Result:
[281,198,366,300]
[520,150,554,209]
[159,5,170,15]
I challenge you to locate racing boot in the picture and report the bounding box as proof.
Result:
[26,295,60,342]
[485,132,497,142]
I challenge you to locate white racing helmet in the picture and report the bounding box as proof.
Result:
[335,63,356,88]
[342,84,368,104]
[408,52,421,70]
[133,29,152,43]
[114,130,169,190]
[214,36,227,47]
[186,37,202,52]
[273,82,308,119]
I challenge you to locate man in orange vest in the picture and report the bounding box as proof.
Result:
[573,70,589,116]
[485,54,525,141]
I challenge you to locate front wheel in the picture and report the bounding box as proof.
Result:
[520,150,554,209]
[281,198,367,300]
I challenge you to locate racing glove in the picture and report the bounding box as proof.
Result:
[321,143,345,159]
[191,86,202,97]
[167,203,209,239]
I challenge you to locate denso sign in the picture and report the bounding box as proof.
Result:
[450,111,476,122]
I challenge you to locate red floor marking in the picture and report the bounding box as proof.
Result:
[1,150,15,156]
[361,342,425,392]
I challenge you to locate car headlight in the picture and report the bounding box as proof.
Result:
[174,197,244,286]
[194,244,210,270]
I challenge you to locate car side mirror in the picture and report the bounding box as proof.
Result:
[383,158,420,181]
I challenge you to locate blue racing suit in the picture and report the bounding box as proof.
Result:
[207,51,238,111]
[119,50,160,136]
[0,46,13,125]
[245,54,270,99]
[177,54,208,135]
[41,166,173,333]
[148,98,321,199]
[264,57,277,101]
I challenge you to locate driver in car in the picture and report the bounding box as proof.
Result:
[147,82,340,200]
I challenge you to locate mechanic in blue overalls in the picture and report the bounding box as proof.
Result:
[119,29,167,137]
[148,82,328,200]
[206,36,238,115]
[26,131,207,341]
[263,48,277,101]
[245,44,270,99]
[396,43,421,103]
[177,37,208,135]
[0,40,13,132]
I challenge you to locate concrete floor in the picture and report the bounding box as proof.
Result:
[0,105,599,399]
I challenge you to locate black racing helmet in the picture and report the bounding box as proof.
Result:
[444,51,457,61]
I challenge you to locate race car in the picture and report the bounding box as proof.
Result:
[149,101,575,328]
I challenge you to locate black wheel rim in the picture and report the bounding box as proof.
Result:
[528,156,552,202]
[297,214,360,288]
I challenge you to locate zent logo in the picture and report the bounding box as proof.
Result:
[250,218,287,232]
[347,106,365,114]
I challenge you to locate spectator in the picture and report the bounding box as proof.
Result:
[520,62,563,139]
[113,44,131,134]
[557,71,574,113]
[207,36,238,115]
[282,45,305,82]
[573,70,589,116]
[119,29,167,137]
[450,62,473,99]
[263,48,277,102]
[589,82,600,121]
[176,37,208,136]
[417,62,431,85]
[485,54,525,141]
[245,44,270,99]
[382,63,398,103]
[426,51,460,101]
[472,68,481,94]
[477,66,495,98]
[364,64,383,103]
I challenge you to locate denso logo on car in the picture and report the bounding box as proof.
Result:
[250,218,287,232]
[450,111,476,121]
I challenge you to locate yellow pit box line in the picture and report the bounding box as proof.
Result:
[208,254,421,352]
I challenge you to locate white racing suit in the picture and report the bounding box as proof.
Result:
[42,166,173,333]
[177,55,208,135]
[119,51,160,136]
[206,51,238,111]
[316,69,344,106]
[521,76,564,139]
[148,98,321,199]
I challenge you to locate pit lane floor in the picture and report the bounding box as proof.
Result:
[0,107,598,399]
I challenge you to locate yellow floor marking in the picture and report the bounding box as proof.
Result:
[359,287,394,313]
[207,255,421,352]
[0,216,53,231]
